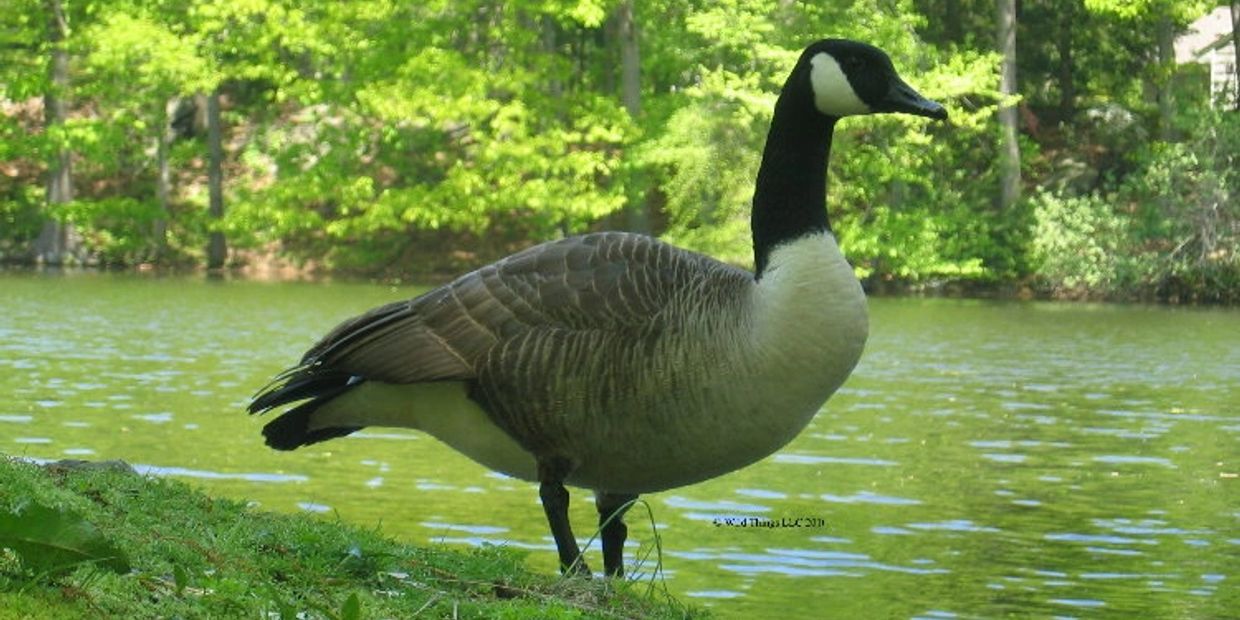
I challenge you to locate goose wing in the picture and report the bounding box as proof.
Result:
[254,232,745,407]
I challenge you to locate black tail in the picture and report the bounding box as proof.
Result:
[248,367,363,451]
[260,393,363,450]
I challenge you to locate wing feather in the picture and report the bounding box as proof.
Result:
[266,232,747,388]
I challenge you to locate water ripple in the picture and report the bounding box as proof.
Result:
[685,590,744,599]
[420,521,509,535]
[1092,455,1175,467]
[1045,532,1156,545]
[663,496,770,513]
[820,491,921,505]
[773,454,899,466]
[1049,598,1106,608]
[132,464,308,483]
[906,520,1001,533]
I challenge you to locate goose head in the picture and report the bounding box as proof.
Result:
[797,39,947,121]
[750,40,945,276]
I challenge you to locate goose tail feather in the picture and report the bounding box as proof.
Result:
[249,367,362,450]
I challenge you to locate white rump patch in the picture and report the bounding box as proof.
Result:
[810,53,870,117]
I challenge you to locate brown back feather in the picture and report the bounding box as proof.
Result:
[294,232,746,384]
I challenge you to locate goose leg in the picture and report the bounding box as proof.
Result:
[538,458,590,576]
[596,491,638,577]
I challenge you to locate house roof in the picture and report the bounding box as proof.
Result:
[1175,6,1235,63]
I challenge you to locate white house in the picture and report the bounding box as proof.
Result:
[1175,6,1238,108]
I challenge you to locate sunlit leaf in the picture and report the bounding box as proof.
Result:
[339,592,361,620]
[0,502,131,575]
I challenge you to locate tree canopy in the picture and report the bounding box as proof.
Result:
[2,0,1237,301]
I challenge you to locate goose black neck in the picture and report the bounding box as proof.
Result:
[751,96,836,278]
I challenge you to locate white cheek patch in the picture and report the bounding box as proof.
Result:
[810,53,871,117]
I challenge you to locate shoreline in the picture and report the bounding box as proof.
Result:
[4,260,1235,306]
[0,457,700,619]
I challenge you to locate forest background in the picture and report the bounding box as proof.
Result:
[2,0,1238,302]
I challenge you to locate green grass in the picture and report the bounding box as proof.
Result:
[0,457,703,619]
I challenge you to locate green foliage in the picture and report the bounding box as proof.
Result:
[833,44,1017,281]
[638,69,770,265]
[0,501,130,577]
[1119,106,1240,302]
[212,2,636,269]
[635,0,1012,279]
[49,197,164,264]
[0,0,1234,302]
[1031,190,1130,292]
[1031,107,1240,301]
[1082,0,1213,23]
[82,12,216,95]
[0,180,42,257]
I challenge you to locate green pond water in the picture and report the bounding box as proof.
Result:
[1,271,1237,619]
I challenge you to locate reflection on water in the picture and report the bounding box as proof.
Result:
[2,272,1238,618]
[132,464,309,483]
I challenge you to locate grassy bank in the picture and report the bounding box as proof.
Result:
[0,458,700,619]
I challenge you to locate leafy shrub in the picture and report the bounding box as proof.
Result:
[47,197,164,265]
[1030,189,1130,294]
[1031,107,1239,302]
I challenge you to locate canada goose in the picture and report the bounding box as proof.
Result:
[249,38,946,577]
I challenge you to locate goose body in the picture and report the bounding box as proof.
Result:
[291,230,866,493]
[249,38,946,576]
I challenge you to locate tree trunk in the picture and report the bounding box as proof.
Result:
[35,0,79,265]
[996,0,1021,210]
[205,90,227,269]
[945,0,964,45]
[1231,1,1239,110]
[1056,0,1076,121]
[542,16,563,101]
[1156,14,1175,140]
[613,0,651,234]
[153,97,176,261]
[617,0,640,119]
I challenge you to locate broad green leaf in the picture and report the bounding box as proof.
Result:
[339,592,362,620]
[173,563,189,595]
[0,502,131,575]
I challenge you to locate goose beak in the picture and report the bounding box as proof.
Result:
[878,77,948,120]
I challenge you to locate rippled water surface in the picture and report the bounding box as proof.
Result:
[2,271,1237,618]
